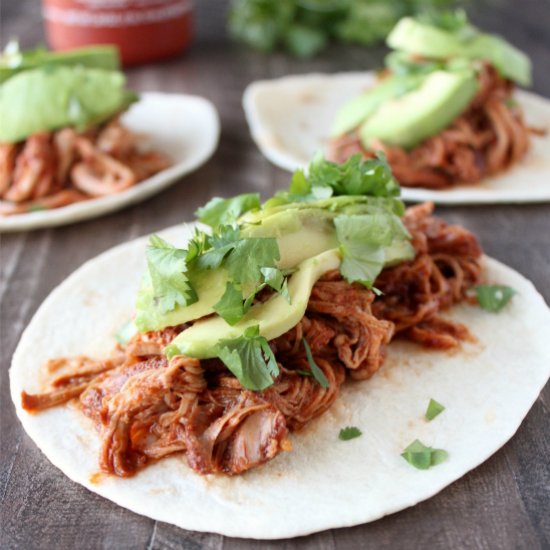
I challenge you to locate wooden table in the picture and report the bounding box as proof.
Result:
[1,1,549,548]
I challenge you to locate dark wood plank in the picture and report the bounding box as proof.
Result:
[1,1,549,548]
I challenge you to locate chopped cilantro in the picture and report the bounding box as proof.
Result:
[303,338,329,389]
[334,213,392,287]
[225,237,280,285]
[475,285,515,312]
[339,426,362,441]
[146,235,197,314]
[401,440,448,470]
[195,193,260,228]
[216,325,279,391]
[213,282,247,325]
[425,398,445,421]
[308,153,400,198]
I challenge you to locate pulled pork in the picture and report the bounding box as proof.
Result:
[327,63,540,188]
[0,118,170,216]
[22,204,482,476]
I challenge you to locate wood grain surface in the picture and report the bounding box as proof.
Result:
[1,1,549,548]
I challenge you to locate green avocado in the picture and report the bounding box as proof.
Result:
[165,249,342,360]
[387,17,531,86]
[359,70,478,149]
[0,65,136,143]
[135,208,339,332]
[0,44,120,84]
[330,73,424,137]
[136,199,414,334]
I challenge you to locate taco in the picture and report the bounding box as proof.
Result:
[243,13,550,204]
[10,156,550,538]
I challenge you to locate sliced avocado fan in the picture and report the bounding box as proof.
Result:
[387,16,531,87]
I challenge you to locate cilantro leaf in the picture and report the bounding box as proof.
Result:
[309,153,400,198]
[334,213,397,287]
[339,426,362,441]
[401,440,448,470]
[303,338,330,389]
[475,285,515,312]
[225,237,280,285]
[425,398,445,421]
[197,225,240,270]
[213,282,247,325]
[216,325,279,390]
[195,193,261,228]
[146,235,197,313]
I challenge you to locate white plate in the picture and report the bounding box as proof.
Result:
[0,92,220,232]
[243,72,550,204]
[10,223,550,539]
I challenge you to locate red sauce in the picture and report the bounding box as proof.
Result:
[42,0,193,65]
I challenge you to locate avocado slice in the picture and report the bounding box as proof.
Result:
[387,17,531,86]
[0,65,135,143]
[359,70,478,150]
[165,249,342,360]
[0,44,120,84]
[330,73,424,137]
[135,208,338,331]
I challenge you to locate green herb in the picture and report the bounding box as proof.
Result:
[339,426,362,441]
[195,193,261,229]
[225,237,280,285]
[217,325,279,390]
[303,338,329,389]
[334,213,394,287]
[296,369,313,377]
[475,284,515,312]
[308,154,400,199]
[401,439,448,470]
[425,398,445,421]
[229,0,460,58]
[146,235,197,313]
[115,319,137,346]
[213,282,247,325]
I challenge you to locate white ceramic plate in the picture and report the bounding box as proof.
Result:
[10,223,550,539]
[243,72,550,204]
[0,92,220,232]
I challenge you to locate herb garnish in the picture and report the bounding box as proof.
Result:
[475,284,515,312]
[339,426,362,441]
[303,338,329,389]
[195,193,260,229]
[425,398,445,421]
[216,325,279,391]
[146,235,197,314]
[401,440,448,470]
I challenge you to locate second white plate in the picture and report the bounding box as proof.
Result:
[0,92,220,232]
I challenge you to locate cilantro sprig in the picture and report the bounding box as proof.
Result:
[146,235,198,314]
[216,325,279,390]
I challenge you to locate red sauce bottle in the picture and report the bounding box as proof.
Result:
[42,0,193,66]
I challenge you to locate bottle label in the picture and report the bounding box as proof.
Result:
[43,0,193,28]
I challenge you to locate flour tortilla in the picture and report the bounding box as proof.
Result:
[243,72,550,204]
[10,222,550,539]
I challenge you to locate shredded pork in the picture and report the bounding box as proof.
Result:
[22,204,482,476]
[0,118,170,215]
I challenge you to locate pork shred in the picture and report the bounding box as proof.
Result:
[327,63,539,188]
[21,204,482,476]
